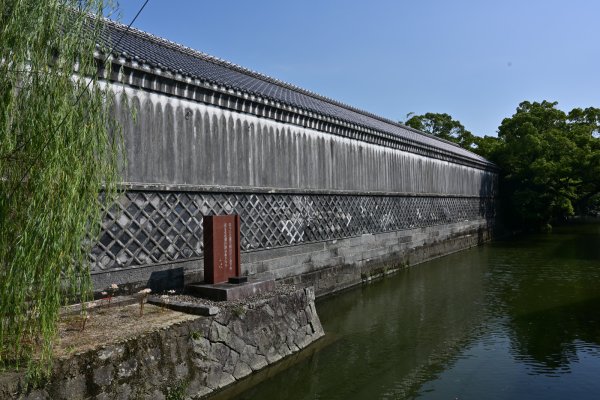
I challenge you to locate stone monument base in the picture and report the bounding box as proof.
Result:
[187,279,275,301]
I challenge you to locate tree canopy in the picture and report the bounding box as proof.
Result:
[492,101,600,228]
[409,102,600,230]
[404,112,476,149]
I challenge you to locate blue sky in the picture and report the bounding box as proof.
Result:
[115,0,600,137]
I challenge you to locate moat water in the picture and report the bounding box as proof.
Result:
[222,222,600,399]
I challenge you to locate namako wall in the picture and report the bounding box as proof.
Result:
[89,19,498,295]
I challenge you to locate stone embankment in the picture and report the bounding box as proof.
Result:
[1,287,323,400]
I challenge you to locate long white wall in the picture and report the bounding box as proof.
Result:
[112,84,496,196]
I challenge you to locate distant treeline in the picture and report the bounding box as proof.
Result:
[404,101,600,230]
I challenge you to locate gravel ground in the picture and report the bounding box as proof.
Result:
[57,303,198,358]
[52,282,301,358]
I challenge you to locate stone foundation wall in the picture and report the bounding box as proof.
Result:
[93,218,494,299]
[260,218,493,297]
[2,288,323,400]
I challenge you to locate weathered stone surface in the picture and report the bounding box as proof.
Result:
[115,383,131,400]
[209,321,232,343]
[187,279,276,302]
[2,288,324,399]
[22,390,48,400]
[174,362,188,378]
[97,345,124,361]
[148,296,220,316]
[93,364,114,387]
[248,353,268,372]
[148,390,166,400]
[56,374,86,400]
[232,361,252,380]
[277,219,493,297]
[117,358,137,379]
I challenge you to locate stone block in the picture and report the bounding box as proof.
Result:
[261,256,291,271]
[223,349,240,375]
[209,322,232,343]
[148,390,166,400]
[268,263,308,281]
[232,361,252,380]
[248,353,268,371]
[336,246,357,257]
[23,390,49,400]
[148,297,220,316]
[174,363,188,378]
[265,346,282,364]
[187,279,275,301]
[241,242,325,264]
[97,345,125,362]
[93,365,114,387]
[56,374,87,400]
[115,384,132,400]
[310,250,335,264]
[339,247,364,262]
[313,255,342,268]
[117,358,138,379]
[190,385,213,398]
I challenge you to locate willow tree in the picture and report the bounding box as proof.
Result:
[0,0,120,375]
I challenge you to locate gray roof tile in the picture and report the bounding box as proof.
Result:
[98,18,490,165]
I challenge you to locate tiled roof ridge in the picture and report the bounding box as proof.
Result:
[101,18,355,108]
[96,15,492,164]
[99,17,475,153]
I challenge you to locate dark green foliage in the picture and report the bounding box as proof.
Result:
[472,135,502,161]
[491,101,600,228]
[404,112,476,149]
[409,102,600,230]
[0,0,120,376]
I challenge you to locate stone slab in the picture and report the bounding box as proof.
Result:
[228,276,248,284]
[187,279,276,302]
[147,296,220,316]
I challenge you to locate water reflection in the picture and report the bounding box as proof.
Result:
[225,222,600,400]
[491,224,600,374]
[229,248,490,399]
[507,296,600,374]
[421,223,600,399]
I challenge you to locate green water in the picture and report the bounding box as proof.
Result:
[228,222,600,399]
